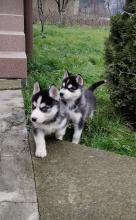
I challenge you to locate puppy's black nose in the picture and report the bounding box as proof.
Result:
[60,92,64,97]
[31,117,37,122]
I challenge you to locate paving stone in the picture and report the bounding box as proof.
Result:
[4,108,25,125]
[0,125,28,156]
[0,90,23,109]
[0,79,22,90]
[30,137,136,220]
[0,89,27,156]
[0,120,11,133]
[0,89,39,219]
[0,202,39,220]
[0,154,37,203]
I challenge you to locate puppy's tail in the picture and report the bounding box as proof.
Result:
[88,80,107,92]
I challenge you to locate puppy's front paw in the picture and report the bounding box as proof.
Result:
[72,139,79,144]
[35,147,47,158]
[56,136,63,141]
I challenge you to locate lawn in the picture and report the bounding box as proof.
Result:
[23,24,136,156]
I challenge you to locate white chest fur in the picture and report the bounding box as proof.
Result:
[69,110,81,124]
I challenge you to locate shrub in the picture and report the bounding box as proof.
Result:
[105,0,136,129]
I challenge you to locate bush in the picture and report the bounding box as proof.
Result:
[105,0,136,129]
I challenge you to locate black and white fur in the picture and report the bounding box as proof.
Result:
[60,71,106,144]
[31,82,68,158]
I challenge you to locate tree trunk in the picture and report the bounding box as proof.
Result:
[59,11,64,25]
[74,0,80,15]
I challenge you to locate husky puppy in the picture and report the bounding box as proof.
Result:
[60,71,106,144]
[31,82,68,158]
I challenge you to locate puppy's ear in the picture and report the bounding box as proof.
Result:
[49,85,59,100]
[33,82,40,95]
[76,75,83,86]
[63,70,69,79]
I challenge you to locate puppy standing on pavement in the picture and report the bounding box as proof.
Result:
[31,82,68,158]
[60,71,106,144]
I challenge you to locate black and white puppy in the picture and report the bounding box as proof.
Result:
[60,71,106,144]
[31,82,68,158]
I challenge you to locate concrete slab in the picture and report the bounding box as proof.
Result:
[0,89,23,108]
[0,154,37,202]
[0,90,39,219]
[0,90,27,156]
[0,79,22,90]
[30,137,136,220]
[0,202,39,220]
[0,125,28,156]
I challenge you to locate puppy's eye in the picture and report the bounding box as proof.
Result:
[69,89,74,92]
[40,106,50,112]
[69,87,76,92]
[32,104,36,110]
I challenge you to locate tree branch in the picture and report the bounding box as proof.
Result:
[121,10,134,16]
[37,0,46,37]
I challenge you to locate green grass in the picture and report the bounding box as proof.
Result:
[23,24,136,157]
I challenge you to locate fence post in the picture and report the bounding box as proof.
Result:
[24,0,33,56]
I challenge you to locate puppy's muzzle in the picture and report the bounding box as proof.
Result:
[60,92,64,97]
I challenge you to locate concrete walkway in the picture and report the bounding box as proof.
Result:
[29,139,136,220]
[1,89,136,220]
[0,90,39,220]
